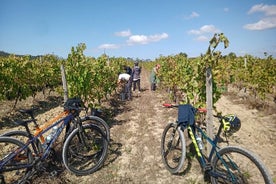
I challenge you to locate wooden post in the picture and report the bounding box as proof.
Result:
[206,67,214,154]
[60,64,68,102]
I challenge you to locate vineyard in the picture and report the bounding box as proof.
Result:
[0,33,276,183]
[0,43,132,110]
[1,34,275,115]
[1,34,276,111]
[0,66,275,183]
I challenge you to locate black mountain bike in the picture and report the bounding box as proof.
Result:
[0,98,108,184]
[161,103,273,184]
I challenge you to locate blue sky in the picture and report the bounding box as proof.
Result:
[1,0,276,60]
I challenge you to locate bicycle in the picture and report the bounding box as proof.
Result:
[0,98,109,184]
[161,103,273,184]
[1,101,110,143]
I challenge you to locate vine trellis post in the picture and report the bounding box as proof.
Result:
[205,33,229,154]
[60,64,68,102]
[206,67,213,154]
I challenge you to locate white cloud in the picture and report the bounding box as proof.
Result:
[200,25,220,33]
[185,11,200,19]
[224,8,229,12]
[188,25,220,35]
[115,29,132,37]
[245,4,276,30]
[98,44,120,49]
[248,4,276,16]
[244,17,276,30]
[188,25,221,42]
[98,32,168,50]
[127,33,168,45]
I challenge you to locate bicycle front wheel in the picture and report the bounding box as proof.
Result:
[80,116,110,142]
[161,122,186,174]
[211,146,273,184]
[62,124,108,176]
[0,136,34,184]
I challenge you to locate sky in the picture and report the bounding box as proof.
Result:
[0,0,276,60]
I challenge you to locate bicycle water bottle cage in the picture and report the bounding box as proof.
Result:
[177,104,197,126]
[64,97,84,113]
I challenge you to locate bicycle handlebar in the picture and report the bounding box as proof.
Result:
[162,103,207,113]
[162,103,179,108]
[162,103,230,122]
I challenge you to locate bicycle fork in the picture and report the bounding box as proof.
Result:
[74,117,90,149]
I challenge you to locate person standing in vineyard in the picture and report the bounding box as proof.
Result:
[150,64,160,91]
[118,66,133,100]
[132,62,141,92]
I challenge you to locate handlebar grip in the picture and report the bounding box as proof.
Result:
[162,103,179,108]
[197,108,207,113]
[163,103,172,107]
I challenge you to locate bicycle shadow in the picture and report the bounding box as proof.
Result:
[176,143,212,182]
[89,96,133,127]
[103,140,123,167]
[0,96,64,129]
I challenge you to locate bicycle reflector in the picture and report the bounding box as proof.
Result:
[222,114,241,134]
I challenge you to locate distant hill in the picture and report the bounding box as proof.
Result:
[0,51,42,59]
[0,51,11,57]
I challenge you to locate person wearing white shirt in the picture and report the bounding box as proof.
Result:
[118,69,132,100]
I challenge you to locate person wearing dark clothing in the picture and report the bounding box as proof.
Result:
[124,65,133,76]
[132,62,141,92]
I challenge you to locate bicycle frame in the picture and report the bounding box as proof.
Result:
[186,122,239,181]
[0,112,75,172]
[33,110,70,143]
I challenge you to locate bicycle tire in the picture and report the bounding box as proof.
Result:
[62,124,108,176]
[161,122,186,174]
[0,136,34,184]
[80,115,110,142]
[211,146,273,184]
[1,130,43,154]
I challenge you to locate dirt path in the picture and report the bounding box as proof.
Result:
[67,69,276,183]
[1,69,275,183]
[64,69,207,183]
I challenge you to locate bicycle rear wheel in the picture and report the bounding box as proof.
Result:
[0,136,34,184]
[1,130,43,153]
[62,124,108,176]
[161,122,186,174]
[211,146,273,184]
